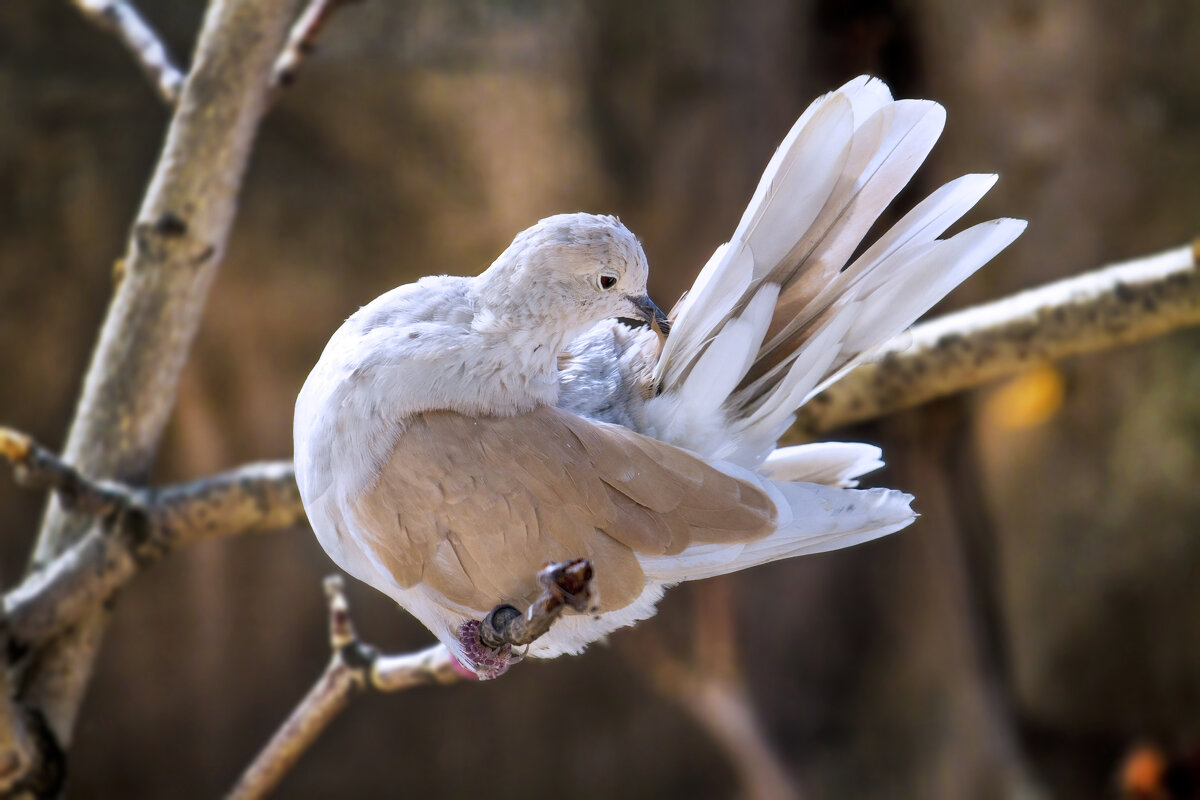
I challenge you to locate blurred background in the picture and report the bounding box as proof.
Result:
[2,1,1199,797]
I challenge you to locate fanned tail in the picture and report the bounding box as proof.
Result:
[644,75,1026,466]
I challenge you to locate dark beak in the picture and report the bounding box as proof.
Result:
[619,294,671,336]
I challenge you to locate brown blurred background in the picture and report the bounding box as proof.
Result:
[2,1,1199,797]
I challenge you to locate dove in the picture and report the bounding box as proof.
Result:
[294,76,1026,678]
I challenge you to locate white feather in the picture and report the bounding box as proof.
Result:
[648,283,778,450]
[760,442,885,487]
[639,481,914,583]
[839,219,1028,365]
[657,90,858,388]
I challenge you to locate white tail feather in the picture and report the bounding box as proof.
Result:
[639,481,914,583]
[760,442,884,487]
[643,76,1024,472]
[622,76,1020,600]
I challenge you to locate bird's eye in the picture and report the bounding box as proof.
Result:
[597,272,618,290]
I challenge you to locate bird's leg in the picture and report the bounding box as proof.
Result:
[456,558,596,680]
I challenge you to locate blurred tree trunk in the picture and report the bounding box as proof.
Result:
[918,0,1200,795]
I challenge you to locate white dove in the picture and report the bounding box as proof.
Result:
[294,76,1025,678]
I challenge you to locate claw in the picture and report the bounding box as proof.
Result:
[537,558,594,613]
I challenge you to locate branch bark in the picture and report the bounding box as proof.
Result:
[791,240,1200,436]
[69,0,186,105]
[0,428,301,651]
[272,0,361,87]
[228,566,592,800]
[14,0,302,782]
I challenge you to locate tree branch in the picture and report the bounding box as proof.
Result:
[0,429,128,522]
[0,429,302,652]
[272,0,361,88]
[228,566,592,800]
[791,240,1200,436]
[69,0,186,105]
[15,0,302,778]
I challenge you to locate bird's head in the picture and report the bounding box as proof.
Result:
[473,213,669,340]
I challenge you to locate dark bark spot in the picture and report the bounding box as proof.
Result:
[153,213,188,237]
[192,245,216,266]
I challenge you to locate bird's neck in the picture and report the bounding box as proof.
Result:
[464,281,593,416]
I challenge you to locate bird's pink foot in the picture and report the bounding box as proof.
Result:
[456,618,522,680]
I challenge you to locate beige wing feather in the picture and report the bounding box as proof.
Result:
[348,406,777,614]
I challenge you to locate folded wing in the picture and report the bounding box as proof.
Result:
[345,406,777,617]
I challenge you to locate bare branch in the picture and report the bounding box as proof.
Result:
[230,563,592,799]
[273,0,361,88]
[792,240,1200,436]
[18,0,303,763]
[69,0,186,105]
[228,576,451,800]
[369,644,460,693]
[0,428,129,520]
[151,460,304,548]
[0,437,302,650]
[226,577,371,800]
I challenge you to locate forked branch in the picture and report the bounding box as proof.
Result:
[228,565,594,800]
[68,0,363,104]
[0,428,303,652]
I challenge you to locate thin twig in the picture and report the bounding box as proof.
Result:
[229,567,588,800]
[226,577,375,800]
[272,0,361,88]
[69,0,185,104]
[791,240,1200,436]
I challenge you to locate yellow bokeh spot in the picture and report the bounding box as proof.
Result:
[982,364,1065,430]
